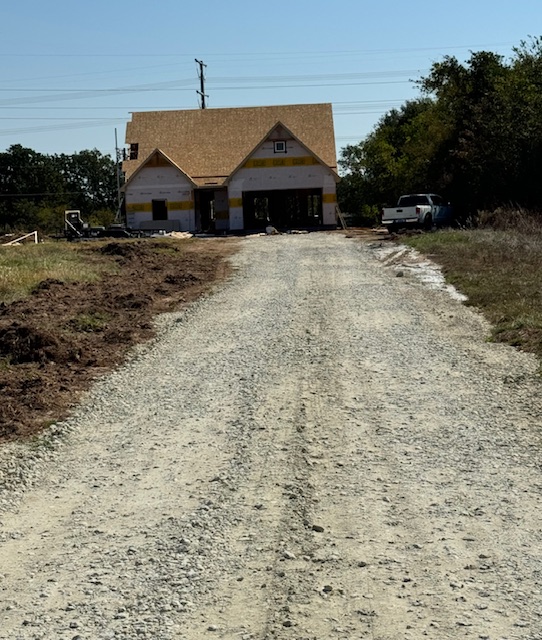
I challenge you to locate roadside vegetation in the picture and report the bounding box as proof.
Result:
[0,241,116,303]
[400,212,542,363]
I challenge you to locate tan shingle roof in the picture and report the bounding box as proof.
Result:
[123,103,337,187]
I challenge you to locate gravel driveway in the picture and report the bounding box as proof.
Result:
[1,233,541,640]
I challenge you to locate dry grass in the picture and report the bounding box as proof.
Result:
[0,242,116,303]
[402,223,542,363]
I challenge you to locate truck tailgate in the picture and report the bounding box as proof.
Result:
[382,207,418,222]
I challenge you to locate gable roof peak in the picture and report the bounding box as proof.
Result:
[123,148,196,189]
[124,103,337,186]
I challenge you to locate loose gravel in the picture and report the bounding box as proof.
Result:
[0,232,541,639]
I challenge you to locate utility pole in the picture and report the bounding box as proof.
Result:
[195,59,208,109]
[114,128,123,223]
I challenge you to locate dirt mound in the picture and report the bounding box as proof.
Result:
[32,279,65,292]
[0,238,238,440]
[99,241,141,258]
[164,272,201,285]
[0,322,77,365]
[113,292,154,309]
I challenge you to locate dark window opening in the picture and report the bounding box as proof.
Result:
[129,143,139,160]
[152,199,168,221]
[274,141,286,153]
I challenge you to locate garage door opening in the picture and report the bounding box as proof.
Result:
[242,189,323,230]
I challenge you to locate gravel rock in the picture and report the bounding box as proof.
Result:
[0,234,541,639]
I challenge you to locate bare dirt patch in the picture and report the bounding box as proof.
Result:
[0,238,238,441]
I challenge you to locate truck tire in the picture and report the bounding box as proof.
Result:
[423,214,433,231]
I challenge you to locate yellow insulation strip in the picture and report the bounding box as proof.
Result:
[243,156,320,169]
[126,201,194,213]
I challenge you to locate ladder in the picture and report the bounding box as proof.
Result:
[336,205,348,230]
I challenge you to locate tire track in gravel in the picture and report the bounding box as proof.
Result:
[0,233,542,640]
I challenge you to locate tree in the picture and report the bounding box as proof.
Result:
[338,99,445,210]
[0,145,117,232]
[53,149,117,214]
[339,38,542,221]
[0,145,64,230]
[507,37,542,206]
[419,51,514,212]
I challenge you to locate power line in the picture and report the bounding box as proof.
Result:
[0,95,413,136]
[0,85,193,92]
[0,42,516,58]
[0,119,125,136]
[5,62,187,86]
[0,98,409,111]
[0,68,420,110]
[208,70,425,83]
[0,69,421,92]
[0,79,414,108]
[209,80,412,90]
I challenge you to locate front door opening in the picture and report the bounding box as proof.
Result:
[194,190,215,232]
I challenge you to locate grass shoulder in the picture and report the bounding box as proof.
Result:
[401,228,542,363]
[0,240,118,303]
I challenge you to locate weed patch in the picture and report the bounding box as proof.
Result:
[69,311,110,333]
[403,228,542,362]
[0,242,115,303]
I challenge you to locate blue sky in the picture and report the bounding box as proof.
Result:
[1,0,540,160]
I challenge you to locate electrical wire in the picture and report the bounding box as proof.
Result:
[0,42,515,58]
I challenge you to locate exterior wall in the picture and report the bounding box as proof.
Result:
[321,173,338,226]
[228,138,337,229]
[125,166,195,231]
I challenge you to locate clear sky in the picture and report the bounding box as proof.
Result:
[1,0,540,161]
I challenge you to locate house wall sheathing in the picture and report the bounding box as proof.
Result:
[228,138,337,230]
[124,139,337,232]
[124,166,195,231]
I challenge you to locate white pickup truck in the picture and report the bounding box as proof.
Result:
[381,193,452,232]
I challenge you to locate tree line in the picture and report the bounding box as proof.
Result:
[0,145,118,233]
[338,37,542,225]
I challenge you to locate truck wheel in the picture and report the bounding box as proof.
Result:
[423,214,433,231]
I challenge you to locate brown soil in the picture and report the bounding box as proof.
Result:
[0,238,238,442]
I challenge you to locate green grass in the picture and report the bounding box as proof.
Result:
[402,228,542,362]
[0,242,115,303]
[70,311,111,333]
